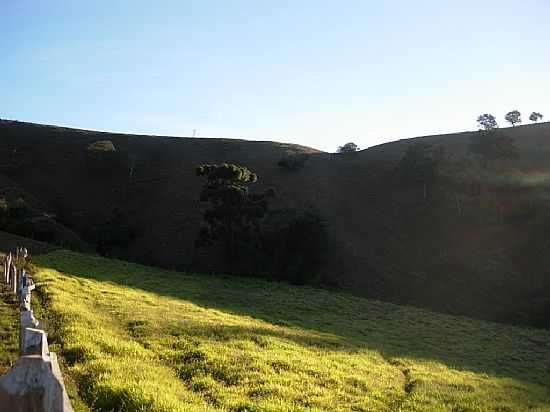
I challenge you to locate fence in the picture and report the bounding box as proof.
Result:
[0,247,73,412]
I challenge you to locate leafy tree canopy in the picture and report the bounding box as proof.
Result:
[477,114,498,131]
[529,112,543,122]
[196,163,271,272]
[505,110,521,127]
[337,142,359,153]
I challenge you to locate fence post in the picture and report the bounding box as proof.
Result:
[12,266,17,295]
[20,311,39,355]
[0,246,74,412]
[5,254,12,285]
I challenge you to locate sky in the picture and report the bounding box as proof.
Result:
[2,0,549,152]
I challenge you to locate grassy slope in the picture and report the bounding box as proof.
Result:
[0,282,18,375]
[3,120,550,327]
[32,250,550,412]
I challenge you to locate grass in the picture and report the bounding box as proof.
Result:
[29,250,550,412]
[0,282,18,375]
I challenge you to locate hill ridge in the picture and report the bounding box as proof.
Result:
[1,119,550,328]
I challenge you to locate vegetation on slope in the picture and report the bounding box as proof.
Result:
[0,279,18,375]
[3,120,550,328]
[32,250,550,412]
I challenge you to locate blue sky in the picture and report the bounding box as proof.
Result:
[2,0,549,152]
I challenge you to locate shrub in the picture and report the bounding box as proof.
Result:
[87,140,116,152]
[96,212,135,257]
[8,197,31,219]
[85,140,122,176]
[259,209,329,284]
[277,152,309,171]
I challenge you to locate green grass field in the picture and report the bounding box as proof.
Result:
[0,283,18,375]
[29,250,550,412]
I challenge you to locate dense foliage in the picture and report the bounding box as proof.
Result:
[505,110,522,127]
[259,209,330,284]
[476,113,498,130]
[395,143,442,199]
[468,130,518,166]
[337,142,359,153]
[277,152,309,171]
[195,163,269,272]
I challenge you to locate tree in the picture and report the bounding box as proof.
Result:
[468,131,518,167]
[277,152,309,171]
[505,110,521,127]
[337,142,359,153]
[195,163,272,272]
[96,211,135,257]
[395,143,442,199]
[259,209,329,284]
[477,114,498,131]
[85,140,122,177]
[529,112,544,122]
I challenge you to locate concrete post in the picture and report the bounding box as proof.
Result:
[19,312,39,355]
[3,256,6,284]
[5,254,12,285]
[0,246,75,412]
[21,328,48,357]
[20,283,34,312]
[12,266,17,295]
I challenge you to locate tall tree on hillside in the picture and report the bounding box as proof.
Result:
[396,143,442,200]
[195,163,272,272]
[529,112,544,123]
[477,114,498,131]
[337,142,359,153]
[505,110,522,127]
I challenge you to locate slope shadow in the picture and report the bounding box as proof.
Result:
[35,251,550,389]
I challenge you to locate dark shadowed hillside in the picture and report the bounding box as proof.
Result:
[1,119,550,328]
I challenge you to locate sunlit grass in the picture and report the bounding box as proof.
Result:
[0,283,18,375]
[32,250,550,411]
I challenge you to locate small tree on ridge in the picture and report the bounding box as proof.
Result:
[337,142,359,153]
[505,110,521,127]
[529,112,543,123]
[477,114,498,131]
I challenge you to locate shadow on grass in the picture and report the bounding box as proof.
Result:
[34,251,550,388]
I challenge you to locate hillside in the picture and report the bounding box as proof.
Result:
[26,249,550,411]
[1,120,550,327]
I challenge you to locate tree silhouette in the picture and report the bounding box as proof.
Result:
[477,114,498,130]
[337,142,359,153]
[505,110,521,127]
[195,163,271,272]
[396,143,442,199]
[468,131,518,167]
[529,112,543,123]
